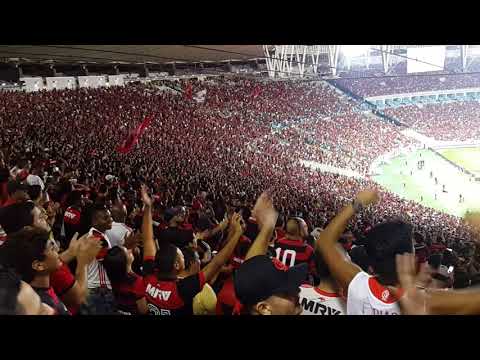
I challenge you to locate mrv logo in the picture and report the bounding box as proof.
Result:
[301,297,341,315]
[146,284,172,301]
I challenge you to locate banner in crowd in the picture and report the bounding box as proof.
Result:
[116,116,154,154]
[193,89,207,103]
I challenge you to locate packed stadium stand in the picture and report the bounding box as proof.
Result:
[2,45,480,316]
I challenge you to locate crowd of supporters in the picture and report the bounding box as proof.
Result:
[383,101,480,141]
[1,75,480,315]
[332,73,480,98]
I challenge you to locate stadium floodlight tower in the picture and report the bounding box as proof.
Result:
[263,45,332,78]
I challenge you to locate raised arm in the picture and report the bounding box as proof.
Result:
[140,185,156,259]
[202,213,243,283]
[316,190,379,291]
[245,192,278,260]
[395,253,480,315]
[198,217,229,241]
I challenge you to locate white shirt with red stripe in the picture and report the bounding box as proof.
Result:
[86,228,112,290]
[0,225,6,246]
[299,284,346,315]
[347,272,402,315]
[105,222,132,248]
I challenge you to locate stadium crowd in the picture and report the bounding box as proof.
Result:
[332,73,480,98]
[1,76,480,315]
[383,101,480,141]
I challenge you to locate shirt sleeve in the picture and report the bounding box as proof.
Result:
[50,262,76,297]
[143,256,156,276]
[177,271,206,302]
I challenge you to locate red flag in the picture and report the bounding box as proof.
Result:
[184,82,193,100]
[116,116,154,154]
[251,85,261,99]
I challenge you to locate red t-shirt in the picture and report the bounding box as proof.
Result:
[49,262,77,314]
[63,207,81,226]
[1,197,16,208]
[216,276,238,316]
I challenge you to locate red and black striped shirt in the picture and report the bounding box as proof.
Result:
[274,237,315,275]
[143,257,205,316]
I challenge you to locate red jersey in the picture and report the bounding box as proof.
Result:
[50,262,78,315]
[143,256,206,316]
[216,276,238,315]
[63,207,81,226]
[111,273,146,315]
[274,236,315,275]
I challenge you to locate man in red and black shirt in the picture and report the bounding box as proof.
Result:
[63,191,84,243]
[274,217,315,277]
[140,185,243,316]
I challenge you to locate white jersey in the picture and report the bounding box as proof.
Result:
[105,222,132,248]
[347,272,401,315]
[299,284,346,315]
[86,228,112,290]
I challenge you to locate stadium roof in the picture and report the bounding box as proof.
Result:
[0,45,266,65]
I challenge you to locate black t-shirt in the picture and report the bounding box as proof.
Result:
[32,286,70,315]
[158,227,194,249]
[143,257,205,316]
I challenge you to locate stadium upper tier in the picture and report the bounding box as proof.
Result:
[331,73,480,98]
[383,101,480,141]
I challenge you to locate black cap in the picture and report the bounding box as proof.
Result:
[233,255,308,306]
[7,180,28,195]
[164,206,185,222]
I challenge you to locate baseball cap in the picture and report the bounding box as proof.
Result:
[233,255,307,306]
[26,174,45,191]
[164,206,185,222]
[7,180,29,195]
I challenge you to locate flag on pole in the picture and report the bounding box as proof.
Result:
[184,82,193,100]
[116,116,154,154]
[251,85,261,99]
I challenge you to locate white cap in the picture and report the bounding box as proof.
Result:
[105,174,115,181]
[26,174,45,191]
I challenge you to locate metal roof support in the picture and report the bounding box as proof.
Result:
[381,45,391,73]
[461,45,468,72]
[328,45,339,76]
[263,45,275,78]
[294,45,307,77]
[310,46,321,74]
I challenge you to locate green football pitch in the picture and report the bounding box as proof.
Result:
[373,148,480,217]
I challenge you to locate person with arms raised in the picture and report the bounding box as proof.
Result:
[140,185,243,315]
[233,192,307,315]
[316,189,414,315]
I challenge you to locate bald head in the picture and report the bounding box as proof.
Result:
[286,218,308,239]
